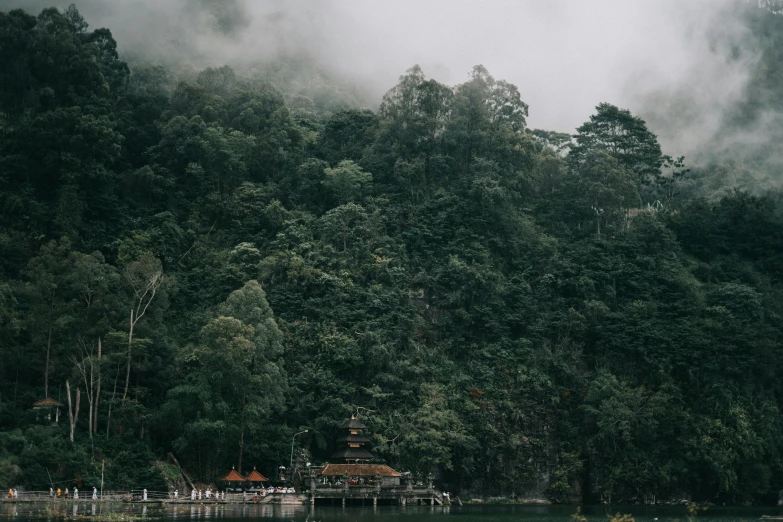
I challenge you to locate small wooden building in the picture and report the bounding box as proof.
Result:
[244,468,269,490]
[33,397,63,425]
[218,468,245,491]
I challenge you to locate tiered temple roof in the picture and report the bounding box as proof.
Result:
[330,415,375,462]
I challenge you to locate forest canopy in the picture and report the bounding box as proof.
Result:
[2,3,783,505]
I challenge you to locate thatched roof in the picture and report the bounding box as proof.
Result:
[33,397,63,408]
[339,416,367,429]
[245,470,268,482]
[336,433,371,443]
[319,464,401,477]
[331,447,376,460]
[219,469,245,482]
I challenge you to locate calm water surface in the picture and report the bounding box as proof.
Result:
[4,502,783,522]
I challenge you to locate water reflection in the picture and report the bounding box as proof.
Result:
[5,502,783,522]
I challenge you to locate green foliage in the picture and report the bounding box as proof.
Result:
[569,103,663,187]
[3,4,783,505]
[323,160,372,204]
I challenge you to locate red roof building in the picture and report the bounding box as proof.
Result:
[245,469,269,482]
[219,469,246,482]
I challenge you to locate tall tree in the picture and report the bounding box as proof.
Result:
[122,254,163,400]
[569,103,663,188]
[164,281,286,477]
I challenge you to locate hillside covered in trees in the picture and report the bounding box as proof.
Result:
[2,3,783,505]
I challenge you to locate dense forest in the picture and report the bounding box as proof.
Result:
[2,2,783,505]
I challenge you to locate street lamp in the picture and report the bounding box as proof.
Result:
[290,430,309,470]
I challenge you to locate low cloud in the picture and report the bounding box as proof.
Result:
[1,0,770,165]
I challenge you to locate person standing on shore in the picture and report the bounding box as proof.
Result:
[92,487,97,500]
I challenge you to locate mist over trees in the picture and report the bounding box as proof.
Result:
[2,3,783,505]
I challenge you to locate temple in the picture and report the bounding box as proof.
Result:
[329,415,376,463]
[309,415,445,506]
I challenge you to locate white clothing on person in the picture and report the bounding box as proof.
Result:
[143,489,147,501]
[191,489,196,500]
[174,490,178,499]
[198,490,202,500]
[74,488,78,500]
[92,487,97,500]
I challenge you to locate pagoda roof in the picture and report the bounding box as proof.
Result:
[245,470,268,482]
[339,416,367,429]
[319,464,400,477]
[33,397,63,408]
[331,447,376,460]
[219,469,246,482]
[336,433,370,443]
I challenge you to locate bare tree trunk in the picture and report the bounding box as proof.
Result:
[238,393,247,473]
[74,340,95,439]
[168,453,196,491]
[44,324,52,397]
[123,309,133,400]
[66,380,72,441]
[106,365,119,437]
[238,429,244,474]
[94,338,101,434]
[87,363,93,438]
[121,262,162,402]
[66,381,80,443]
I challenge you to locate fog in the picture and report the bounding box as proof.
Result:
[0,0,768,160]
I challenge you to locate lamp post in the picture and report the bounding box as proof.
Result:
[290,430,309,471]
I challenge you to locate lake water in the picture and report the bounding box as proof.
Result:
[3,502,782,522]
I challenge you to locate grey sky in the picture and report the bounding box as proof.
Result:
[1,0,757,158]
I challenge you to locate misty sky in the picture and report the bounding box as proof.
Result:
[1,0,757,157]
